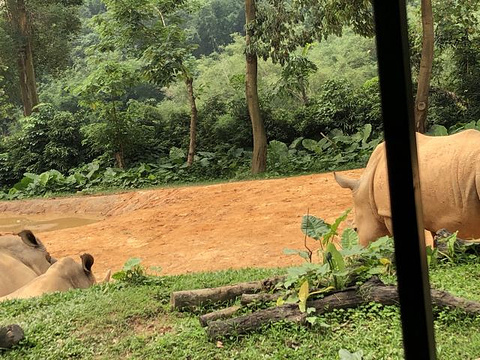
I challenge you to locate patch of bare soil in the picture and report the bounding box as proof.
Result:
[0,169,362,277]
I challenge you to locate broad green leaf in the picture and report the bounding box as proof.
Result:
[169,147,185,164]
[465,120,477,130]
[325,243,346,271]
[368,236,391,250]
[298,280,309,303]
[428,124,448,136]
[12,176,35,191]
[324,209,351,243]
[340,244,365,257]
[361,124,372,144]
[299,300,307,313]
[123,257,142,271]
[341,228,359,249]
[38,172,51,186]
[86,162,100,179]
[302,138,322,153]
[339,349,364,360]
[301,215,330,240]
[289,137,304,149]
[269,140,289,163]
[379,258,391,266]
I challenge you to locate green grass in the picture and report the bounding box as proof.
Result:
[2,264,480,359]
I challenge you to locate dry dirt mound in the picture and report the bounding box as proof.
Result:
[0,169,362,276]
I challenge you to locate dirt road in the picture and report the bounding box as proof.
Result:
[0,169,362,277]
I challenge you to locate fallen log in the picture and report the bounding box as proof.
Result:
[206,277,480,340]
[0,324,24,349]
[171,276,284,311]
[240,293,281,305]
[207,289,362,339]
[199,306,241,327]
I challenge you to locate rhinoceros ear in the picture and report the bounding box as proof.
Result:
[334,172,359,191]
[18,230,40,247]
[80,253,94,273]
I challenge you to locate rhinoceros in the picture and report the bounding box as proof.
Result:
[0,230,56,296]
[334,129,480,247]
[0,253,96,301]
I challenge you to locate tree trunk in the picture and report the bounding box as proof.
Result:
[112,104,125,169]
[414,0,434,133]
[185,76,198,167]
[114,151,125,169]
[245,0,267,174]
[6,0,39,116]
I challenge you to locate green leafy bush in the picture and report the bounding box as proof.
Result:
[280,211,395,312]
[0,104,85,188]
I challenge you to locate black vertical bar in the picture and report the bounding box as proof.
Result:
[372,1,437,359]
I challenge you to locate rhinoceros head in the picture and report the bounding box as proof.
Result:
[0,230,55,276]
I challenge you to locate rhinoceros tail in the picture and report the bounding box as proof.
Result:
[334,172,359,191]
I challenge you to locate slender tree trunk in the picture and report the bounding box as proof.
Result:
[301,85,308,105]
[185,76,198,167]
[7,0,39,116]
[245,0,267,174]
[112,104,125,169]
[414,0,434,133]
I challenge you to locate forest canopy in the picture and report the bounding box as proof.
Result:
[0,0,479,197]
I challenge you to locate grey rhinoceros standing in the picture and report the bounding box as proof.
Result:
[335,129,480,247]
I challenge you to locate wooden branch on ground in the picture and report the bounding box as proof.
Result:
[170,276,284,311]
[240,293,281,305]
[0,324,24,349]
[199,306,241,327]
[206,277,480,340]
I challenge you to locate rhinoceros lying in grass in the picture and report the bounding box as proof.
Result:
[0,254,96,301]
[0,230,56,296]
[335,129,480,247]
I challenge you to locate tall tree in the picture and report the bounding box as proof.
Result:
[433,0,480,122]
[244,0,374,173]
[98,0,199,166]
[414,0,434,133]
[3,0,38,116]
[74,58,141,169]
[0,0,83,116]
[245,0,266,174]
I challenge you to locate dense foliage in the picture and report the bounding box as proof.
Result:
[0,0,479,197]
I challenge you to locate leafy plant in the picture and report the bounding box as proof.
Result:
[281,211,395,312]
[112,258,162,285]
[434,230,480,265]
[339,349,364,360]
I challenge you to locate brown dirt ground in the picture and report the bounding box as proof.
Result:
[0,169,362,278]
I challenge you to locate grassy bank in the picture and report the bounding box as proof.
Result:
[1,264,480,359]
